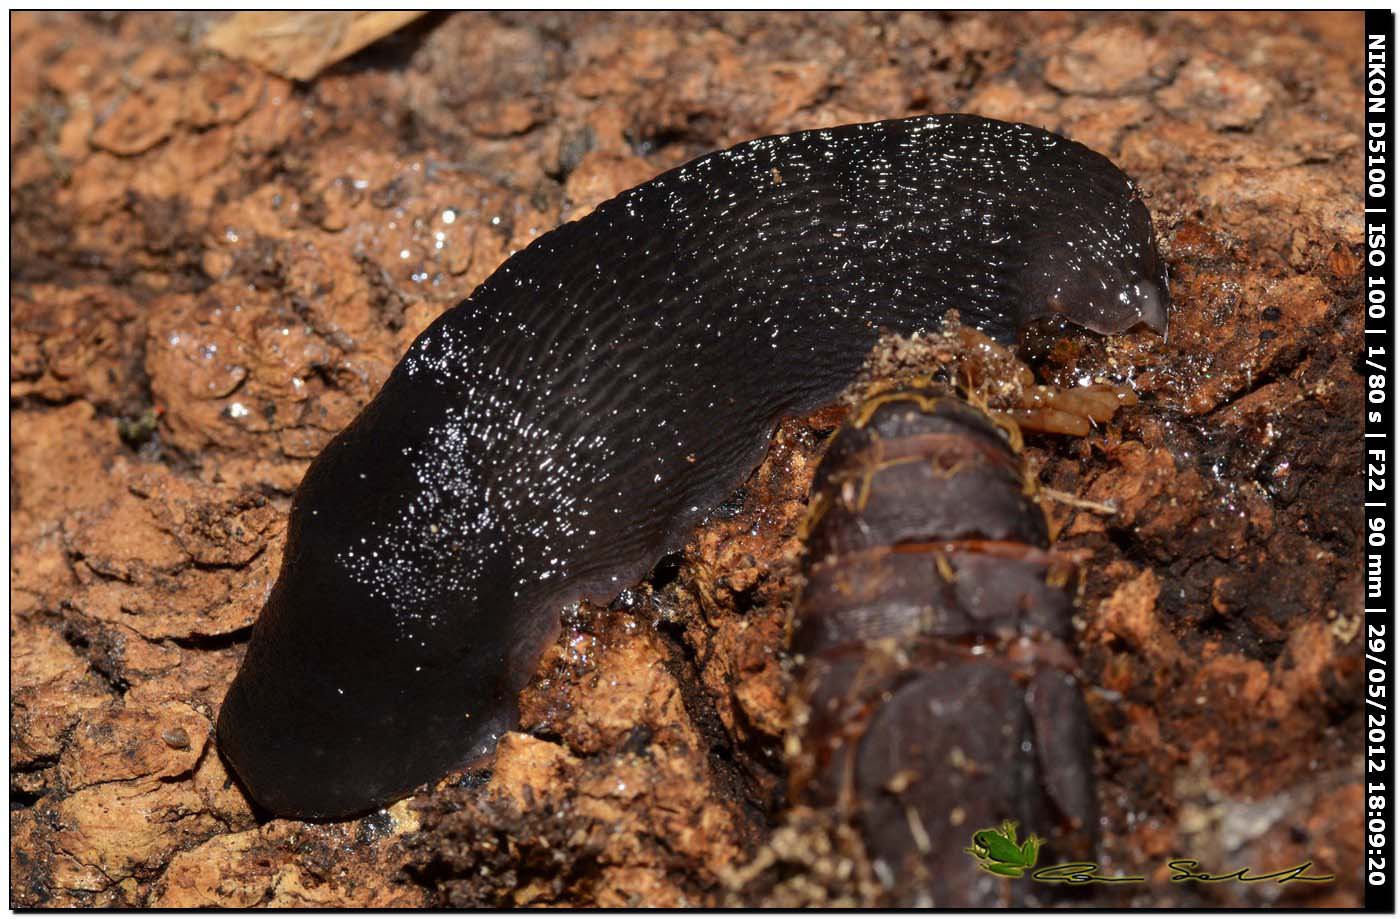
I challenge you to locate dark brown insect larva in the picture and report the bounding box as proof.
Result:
[787,387,1097,908]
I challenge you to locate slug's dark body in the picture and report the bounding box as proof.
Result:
[788,390,1095,907]
[218,114,1167,819]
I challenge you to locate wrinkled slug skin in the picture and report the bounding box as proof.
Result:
[217,114,1169,818]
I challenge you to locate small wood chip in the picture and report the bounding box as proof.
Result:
[204,11,427,82]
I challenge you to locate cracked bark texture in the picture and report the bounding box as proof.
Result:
[10,11,1364,907]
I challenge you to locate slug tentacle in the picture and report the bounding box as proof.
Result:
[217,114,1167,819]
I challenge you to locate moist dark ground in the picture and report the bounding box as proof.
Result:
[10,11,1364,907]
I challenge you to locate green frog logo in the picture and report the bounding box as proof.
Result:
[965,820,1043,878]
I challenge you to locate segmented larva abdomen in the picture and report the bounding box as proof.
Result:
[788,388,1096,908]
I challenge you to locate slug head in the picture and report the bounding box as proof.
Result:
[1018,177,1170,339]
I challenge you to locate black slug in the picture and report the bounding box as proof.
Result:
[787,388,1095,907]
[217,113,1168,819]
